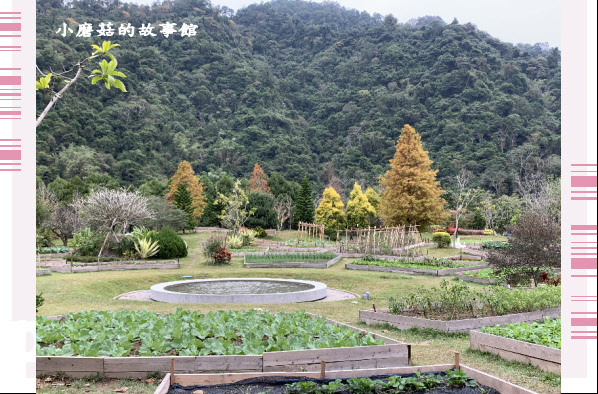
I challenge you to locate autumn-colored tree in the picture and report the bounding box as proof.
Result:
[166,161,207,219]
[346,183,376,228]
[315,187,346,230]
[379,124,447,227]
[365,187,380,212]
[249,163,271,194]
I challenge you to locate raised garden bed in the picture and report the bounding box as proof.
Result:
[454,268,498,284]
[360,308,560,334]
[470,330,560,374]
[36,269,51,276]
[244,253,341,269]
[37,310,409,378]
[230,247,269,257]
[470,317,561,373]
[50,261,179,273]
[360,282,561,333]
[346,257,487,276]
[155,363,537,394]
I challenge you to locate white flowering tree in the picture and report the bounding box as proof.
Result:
[79,188,151,261]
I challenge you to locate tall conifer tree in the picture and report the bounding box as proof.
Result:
[173,183,196,231]
[379,124,446,227]
[166,161,207,220]
[315,187,346,230]
[249,163,271,194]
[295,177,314,223]
[346,183,376,228]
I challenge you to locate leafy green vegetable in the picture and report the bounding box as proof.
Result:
[36,309,384,357]
[481,317,561,349]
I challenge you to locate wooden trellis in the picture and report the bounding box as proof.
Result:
[297,222,325,241]
[337,225,423,257]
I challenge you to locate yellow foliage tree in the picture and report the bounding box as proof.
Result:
[364,187,380,213]
[166,161,207,219]
[248,162,271,194]
[315,187,346,230]
[379,124,447,227]
[346,183,376,228]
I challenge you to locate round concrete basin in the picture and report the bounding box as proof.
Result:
[149,278,327,303]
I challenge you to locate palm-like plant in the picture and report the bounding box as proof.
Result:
[134,237,160,259]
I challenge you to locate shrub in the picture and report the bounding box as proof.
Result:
[202,235,226,262]
[152,227,187,259]
[226,234,244,249]
[212,247,232,265]
[134,237,160,259]
[72,228,101,256]
[117,236,137,256]
[253,227,268,238]
[483,229,494,235]
[239,228,256,246]
[482,241,510,249]
[432,228,447,233]
[36,293,44,313]
[432,232,451,248]
[65,255,124,263]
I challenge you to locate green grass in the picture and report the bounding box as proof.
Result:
[36,230,557,394]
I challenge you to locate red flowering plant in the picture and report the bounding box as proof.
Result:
[213,247,232,265]
[539,271,561,286]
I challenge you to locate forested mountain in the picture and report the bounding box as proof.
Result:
[36,0,561,198]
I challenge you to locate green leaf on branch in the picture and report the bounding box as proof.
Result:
[35,73,52,90]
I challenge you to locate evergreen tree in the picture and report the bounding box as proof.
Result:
[173,183,196,231]
[245,192,277,229]
[249,163,271,194]
[166,161,207,220]
[365,187,380,212]
[346,183,376,228]
[315,187,346,230]
[379,124,447,228]
[295,177,314,223]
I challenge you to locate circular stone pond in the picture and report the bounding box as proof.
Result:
[149,278,327,304]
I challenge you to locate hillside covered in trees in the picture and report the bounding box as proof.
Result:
[36,0,561,198]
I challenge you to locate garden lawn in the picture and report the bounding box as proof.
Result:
[36,230,558,394]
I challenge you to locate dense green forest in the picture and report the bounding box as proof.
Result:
[36,0,561,199]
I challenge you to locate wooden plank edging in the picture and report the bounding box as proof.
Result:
[470,331,560,373]
[360,308,561,333]
[154,373,170,394]
[346,262,488,276]
[460,365,538,394]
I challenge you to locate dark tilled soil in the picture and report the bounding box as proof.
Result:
[167,375,500,394]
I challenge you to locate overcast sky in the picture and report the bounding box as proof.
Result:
[125,0,561,48]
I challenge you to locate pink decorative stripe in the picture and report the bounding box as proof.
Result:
[0,150,21,160]
[0,68,20,70]
[572,331,598,333]
[572,232,598,235]
[0,23,20,32]
[0,35,21,37]
[572,318,597,326]
[0,111,19,115]
[573,253,598,256]
[572,175,598,187]
[0,145,21,147]
[572,336,597,339]
[572,275,598,277]
[0,169,20,171]
[0,93,21,96]
[572,191,597,193]
[572,258,597,269]
[572,164,598,166]
[572,197,598,201]
[572,312,597,314]
[572,247,598,250]
[0,139,20,141]
[0,162,20,165]
[572,225,598,230]
[0,76,20,85]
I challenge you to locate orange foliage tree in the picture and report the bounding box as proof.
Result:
[379,124,447,227]
[249,163,271,194]
[166,161,207,220]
